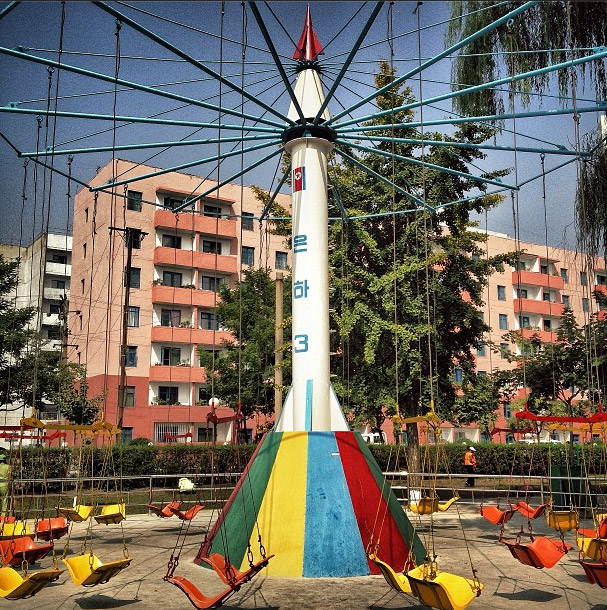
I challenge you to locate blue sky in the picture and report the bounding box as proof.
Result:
[0,1,604,249]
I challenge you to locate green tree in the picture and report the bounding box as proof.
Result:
[50,362,104,425]
[503,307,607,415]
[452,372,504,437]
[330,63,516,463]
[198,268,291,420]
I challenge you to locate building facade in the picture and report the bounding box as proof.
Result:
[68,160,290,444]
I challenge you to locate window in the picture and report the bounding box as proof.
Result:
[580,271,587,286]
[275,251,288,270]
[242,246,254,266]
[472,253,480,261]
[162,234,182,249]
[543,319,552,331]
[200,311,219,330]
[127,306,140,327]
[132,232,142,249]
[52,279,66,290]
[163,270,182,287]
[582,297,589,313]
[560,268,568,282]
[452,368,463,383]
[47,327,60,341]
[201,276,226,292]
[83,243,87,259]
[517,260,526,271]
[85,208,89,222]
[202,240,222,255]
[125,267,141,289]
[125,346,138,367]
[477,370,487,377]
[198,386,210,404]
[519,288,528,299]
[499,314,508,330]
[50,253,67,264]
[79,314,83,331]
[164,196,183,210]
[476,342,486,357]
[500,343,510,358]
[49,303,61,314]
[121,427,133,443]
[503,402,511,418]
[203,204,222,218]
[242,212,254,231]
[158,386,179,404]
[197,426,217,442]
[597,274,607,286]
[161,309,181,327]
[161,346,181,366]
[120,386,135,408]
[127,190,142,211]
[80,279,85,294]
[521,316,530,329]
[562,294,570,308]
[497,285,506,301]
[543,291,550,302]
[540,264,548,275]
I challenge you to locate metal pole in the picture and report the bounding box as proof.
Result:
[274,273,284,421]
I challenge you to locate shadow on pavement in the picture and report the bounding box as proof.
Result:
[76,595,141,609]
[494,589,561,602]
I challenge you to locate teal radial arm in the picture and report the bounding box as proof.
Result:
[260,166,290,221]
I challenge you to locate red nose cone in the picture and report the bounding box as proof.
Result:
[293,5,324,61]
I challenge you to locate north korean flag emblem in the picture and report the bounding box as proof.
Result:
[293,166,306,192]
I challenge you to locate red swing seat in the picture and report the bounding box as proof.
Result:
[513,501,546,519]
[500,536,571,569]
[170,504,205,521]
[147,501,181,518]
[0,537,53,567]
[579,560,607,589]
[479,505,516,525]
[578,516,607,540]
[35,517,69,541]
[165,575,237,610]
[201,553,274,587]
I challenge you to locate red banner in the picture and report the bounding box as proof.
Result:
[293,166,306,192]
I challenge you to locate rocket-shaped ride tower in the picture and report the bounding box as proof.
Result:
[198,8,425,578]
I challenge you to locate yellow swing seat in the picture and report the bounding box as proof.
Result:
[0,566,63,599]
[0,522,32,540]
[368,553,412,594]
[94,503,126,525]
[576,536,607,562]
[546,509,578,531]
[406,565,483,610]
[409,496,439,515]
[58,505,94,522]
[438,497,460,512]
[63,554,132,587]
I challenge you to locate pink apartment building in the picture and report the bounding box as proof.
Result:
[69,159,290,444]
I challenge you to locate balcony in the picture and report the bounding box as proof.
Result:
[154,247,237,274]
[518,329,558,343]
[43,287,67,300]
[45,261,71,276]
[513,299,565,316]
[511,270,564,290]
[151,325,233,344]
[151,284,219,308]
[154,209,237,238]
[149,365,206,383]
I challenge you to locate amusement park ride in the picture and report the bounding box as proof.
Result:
[0,0,606,607]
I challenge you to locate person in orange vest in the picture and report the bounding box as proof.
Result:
[464,446,477,487]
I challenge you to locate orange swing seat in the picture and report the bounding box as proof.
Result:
[479,505,516,525]
[579,560,607,589]
[201,553,274,587]
[513,501,547,519]
[36,516,69,541]
[0,537,53,567]
[170,504,205,521]
[147,501,181,518]
[500,536,571,569]
[165,575,238,610]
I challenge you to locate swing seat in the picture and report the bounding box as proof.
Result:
[438,496,460,512]
[94,503,126,525]
[200,553,274,587]
[62,554,132,586]
[406,565,483,610]
[546,509,578,531]
[409,496,439,515]
[58,505,94,522]
[0,517,15,524]
[0,537,53,567]
[0,566,63,599]
[579,559,607,589]
[169,504,205,521]
[0,521,31,540]
[147,501,181,518]
[165,575,237,610]
[478,505,516,525]
[576,536,607,561]
[513,501,546,519]
[36,516,69,541]
[578,516,607,540]
[368,553,412,594]
[500,536,571,569]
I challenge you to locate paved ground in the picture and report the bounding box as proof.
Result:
[7,505,607,610]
